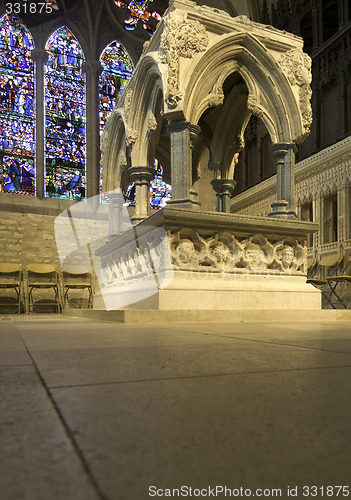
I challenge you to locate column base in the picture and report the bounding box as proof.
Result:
[166,198,201,209]
[268,200,297,220]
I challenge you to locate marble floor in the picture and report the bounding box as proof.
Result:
[1,314,351,500]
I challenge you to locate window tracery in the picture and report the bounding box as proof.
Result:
[0,14,35,195]
[45,26,86,200]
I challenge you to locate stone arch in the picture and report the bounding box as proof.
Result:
[127,54,166,167]
[183,32,308,145]
[101,109,127,192]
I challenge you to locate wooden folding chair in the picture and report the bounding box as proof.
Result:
[0,263,22,313]
[27,264,62,313]
[307,254,343,308]
[62,265,93,309]
[324,257,351,309]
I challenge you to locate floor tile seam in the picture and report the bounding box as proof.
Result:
[12,322,109,500]
[48,363,351,390]
[169,328,351,356]
[0,363,34,368]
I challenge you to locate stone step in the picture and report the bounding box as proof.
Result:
[63,308,351,323]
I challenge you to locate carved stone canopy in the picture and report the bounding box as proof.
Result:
[101,0,312,203]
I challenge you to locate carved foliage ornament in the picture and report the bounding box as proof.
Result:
[160,10,208,109]
[278,49,312,139]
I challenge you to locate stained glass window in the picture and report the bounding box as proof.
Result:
[45,27,85,200]
[0,14,35,195]
[114,0,162,36]
[99,41,133,131]
[99,41,133,200]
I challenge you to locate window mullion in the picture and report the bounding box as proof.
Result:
[31,48,48,200]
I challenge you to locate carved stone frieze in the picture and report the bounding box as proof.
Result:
[278,48,312,139]
[168,228,305,275]
[160,10,208,109]
[123,88,133,124]
[100,129,109,156]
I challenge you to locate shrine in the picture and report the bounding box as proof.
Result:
[95,0,320,315]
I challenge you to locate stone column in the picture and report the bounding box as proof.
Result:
[31,48,48,200]
[82,60,103,199]
[337,183,350,243]
[108,192,124,239]
[269,142,298,219]
[210,179,236,213]
[128,166,154,223]
[166,120,200,209]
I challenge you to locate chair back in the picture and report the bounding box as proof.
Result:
[27,264,58,285]
[62,264,92,286]
[0,263,21,283]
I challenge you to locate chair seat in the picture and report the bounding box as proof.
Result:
[0,283,20,288]
[64,283,92,289]
[325,275,351,283]
[307,278,327,286]
[28,283,59,287]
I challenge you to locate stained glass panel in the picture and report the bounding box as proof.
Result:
[99,41,133,131]
[45,26,86,200]
[113,0,162,36]
[99,41,133,201]
[0,14,35,195]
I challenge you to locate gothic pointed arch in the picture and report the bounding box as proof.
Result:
[44,26,86,200]
[183,31,311,146]
[0,14,35,195]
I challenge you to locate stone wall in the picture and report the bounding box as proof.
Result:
[0,211,60,268]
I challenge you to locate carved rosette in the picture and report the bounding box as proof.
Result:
[278,49,312,140]
[160,10,208,109]
[274,239,305,273]
[206,232,242,272]
[169,229,207,270]
[240,235,274,272]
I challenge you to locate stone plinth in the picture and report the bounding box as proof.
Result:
[94,207,320,312]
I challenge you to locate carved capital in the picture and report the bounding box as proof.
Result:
[82,59,103,76]
[128,165,154,185]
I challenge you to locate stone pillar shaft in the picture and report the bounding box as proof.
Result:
[269,143,298,220]
[82,60,103,199]
[128,166,154,222]
[167,121,200,209]
[31,48,48,200]
[337,185,350,243]
[108,192,124,239]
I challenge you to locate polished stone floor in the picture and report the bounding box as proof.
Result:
[1,315,351,500]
